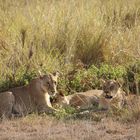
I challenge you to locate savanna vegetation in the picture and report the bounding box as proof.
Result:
[0,0,140,94]
[0,0,140,139]
[1,0,140,114]
[0,0,140,93]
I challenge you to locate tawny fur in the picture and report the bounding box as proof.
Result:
[0,92,15,118]
[99,80,126,110]
[52,90,103,110]
[10,72,59,116]
[54,80,127,111]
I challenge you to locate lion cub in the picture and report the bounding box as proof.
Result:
[99,79,126,110]
[52,90,103,110]
[53,80,126,111]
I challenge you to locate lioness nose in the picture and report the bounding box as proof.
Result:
[104,90,109,93]
[105,95,113,99]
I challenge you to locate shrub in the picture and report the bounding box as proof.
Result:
[0,68,37,92]
[58,64,127,94]
[0,0,140,95]
[54,107,76,120]
[125,61,140,94]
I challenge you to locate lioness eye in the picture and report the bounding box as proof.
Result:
[110,85,114,90]
[47,81,50,86]
[54,81,57,85]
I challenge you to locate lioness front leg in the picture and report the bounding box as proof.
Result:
[38,94,58,114]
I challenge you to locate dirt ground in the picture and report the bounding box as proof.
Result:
[0,115,139,140]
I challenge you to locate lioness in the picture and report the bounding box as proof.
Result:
[99,79,126,110]
[10,72,59,116]
[0,92,15,118]
[52,90,103,110]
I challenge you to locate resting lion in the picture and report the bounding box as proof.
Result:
[99,79,126,110]
[0,91,15,118]
[53,79,126,111]
[52,90,103,110]
[10,72,60,116]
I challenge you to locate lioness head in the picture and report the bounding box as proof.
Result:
[39,71,60,97]
[102,79,121,99]
[99,79,126,110]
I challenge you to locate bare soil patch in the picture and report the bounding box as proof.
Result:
[0,115,139,140]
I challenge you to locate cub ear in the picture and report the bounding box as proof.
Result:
[38,70,45,79]
[59,92,65,97]
[100,79,106,85]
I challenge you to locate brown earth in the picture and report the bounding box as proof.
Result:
[0,115,139,140]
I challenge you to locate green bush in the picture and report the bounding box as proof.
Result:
[98,64,127,79]
[0,0,140,94]
[125,61,140,94]
[58,64,127,94]
[54,107,76,120]
[0,62,138,95]
[0,68,37,92]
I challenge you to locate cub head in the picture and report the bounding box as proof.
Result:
[51,91,69,107]
[102,79,121,99]
[39,71,60,97]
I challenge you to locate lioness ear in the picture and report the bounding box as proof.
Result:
[38,70,44,79]
[38,70,42,76]
[116,78,124,87]
[52,71,62,78]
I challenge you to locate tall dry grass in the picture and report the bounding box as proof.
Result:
[0,0,140,87]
